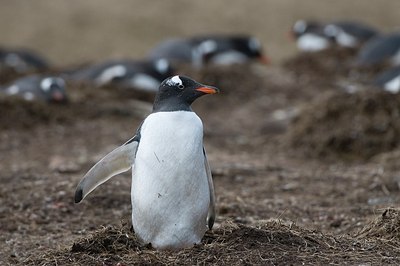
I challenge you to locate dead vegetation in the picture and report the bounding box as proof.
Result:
[23,216,400,265]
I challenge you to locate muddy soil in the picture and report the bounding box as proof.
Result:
[2,50,400,265]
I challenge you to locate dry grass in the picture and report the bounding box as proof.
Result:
[23,217,400,265]
[357,208,400,241]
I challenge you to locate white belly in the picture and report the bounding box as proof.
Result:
[297,33,330,52]
[131,111,210,249]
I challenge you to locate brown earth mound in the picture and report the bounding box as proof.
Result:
[283,47,390,85]
[286,89,400,160]
[0,82,153,130]
[283,47,358,83]
[23,218,400,265]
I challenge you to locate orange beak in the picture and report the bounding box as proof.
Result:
[196,86,219,94]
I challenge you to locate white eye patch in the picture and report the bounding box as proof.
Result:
[6,85,20,95]
[324,24,340,37]
[96,65,127,85]
[294,20,306,33]
[40,77,55,91]
[198,40,218,54]
[155,58,169,74]
[166,75,183,86]
[249,38,261,52]
[40,77,65,91]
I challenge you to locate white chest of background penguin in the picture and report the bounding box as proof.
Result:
[74,75,218,250]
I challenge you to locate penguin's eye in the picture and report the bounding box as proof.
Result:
[178,84,184,90]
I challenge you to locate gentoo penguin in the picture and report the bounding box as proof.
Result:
[373,65,400,93]
[148,35,268,67]
[192,35,269,65]
[355,32,400,66]
[0,48,48,73]
[66,58,173,92]
[323,21,378,48]
[74,75,218,250]
[1,74,67,103]
[290,20,332,52]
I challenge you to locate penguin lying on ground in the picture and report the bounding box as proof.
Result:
[323,21,378,48]
[75,75,218,250]
[1,74,67,103]
[65,58,173,92]
[290,20,332,52]
[148,35,268,67]
[290,20,378,51]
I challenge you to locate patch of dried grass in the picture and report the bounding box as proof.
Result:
[22,218,400,265]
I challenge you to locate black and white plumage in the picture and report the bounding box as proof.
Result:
[0,48,49,73]
[290,20,332,52]
[192,35,269,65]
[148,35,268,66]
[355,33,400,66]
[74,75,218,250]
[65,59,173,92]
[291,20,379,51]
[323,21,379,48]
[373,65,400,93]
[1,74,67,103]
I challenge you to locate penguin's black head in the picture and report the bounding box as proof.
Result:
[197,36,268,64]
[291,20,322,38]
[40,77,68,103]
[153,75,219,112]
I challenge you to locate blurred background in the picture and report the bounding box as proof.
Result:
[3,1,400,265]
[1,0,399,65]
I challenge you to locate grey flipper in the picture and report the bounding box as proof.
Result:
[74,138,139,203]
[203,148,216,229]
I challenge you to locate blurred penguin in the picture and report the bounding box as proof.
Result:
[1,75,67,103]
[290,20,379,51]
[65,58,173,92]
[323,21,379,48]
[148,34,268,66]
[290,20,332,52]
[192,35,269,66]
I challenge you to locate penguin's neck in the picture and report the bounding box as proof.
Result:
[152,97,193,112]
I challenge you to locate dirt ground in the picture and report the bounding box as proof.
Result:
[1,54,400,265]
[2,1,400,266]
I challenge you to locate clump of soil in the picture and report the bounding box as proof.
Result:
[283,47,358,83]
[283,47,392,85]
[0,81,152,130]
[356,208,400,242]
[286,89,400,160]
[0,96,76,129]
[70,223,143,254]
